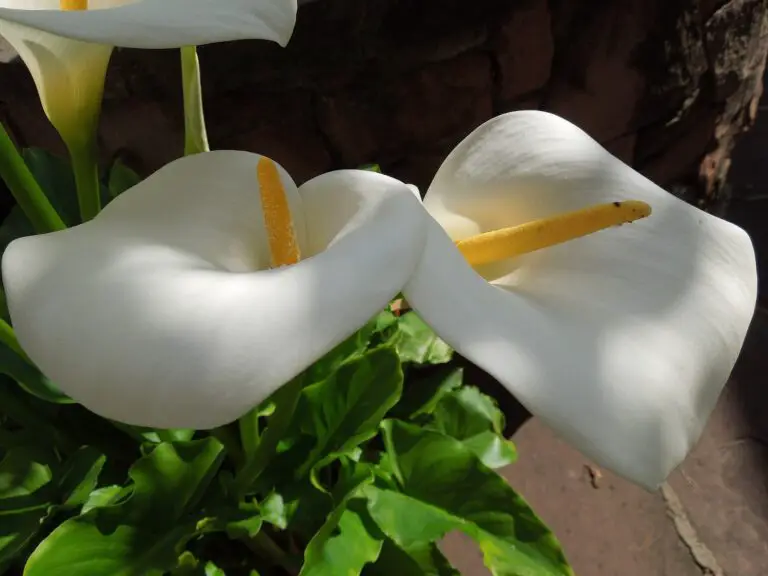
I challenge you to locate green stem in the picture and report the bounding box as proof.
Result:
[0,123,66,233]
[155,429,179,443]
[68,140,101,223]
[180,45,209,156]
[238,406,261,462]
[0,318,32,364]
[211,423,244,469]
[233,375,305,497]
[245,531,301,576]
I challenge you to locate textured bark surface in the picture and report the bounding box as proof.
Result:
[1,0,768,214]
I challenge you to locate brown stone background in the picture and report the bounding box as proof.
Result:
[2,0,768,211]
[2,1,768,575]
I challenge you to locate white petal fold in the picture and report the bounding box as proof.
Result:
[0,0,298,48]
[2,152,426,429]
[403,111,757,489]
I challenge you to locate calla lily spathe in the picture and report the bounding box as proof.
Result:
[402,111,757,490]
[1,151,426,429]
[0,1,298,49]
[0,0,297,145]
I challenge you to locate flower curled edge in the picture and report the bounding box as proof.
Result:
[401,110,757,490]
[2,151,427,429]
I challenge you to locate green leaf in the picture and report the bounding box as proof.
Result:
[56,446,106,508]
[0,147,115,259]
[21,148,79,226]
[0,205,34,265]
[390,366,463,420]
[0,344,72,404]
[281,480,335,541]
[300,464,380,576]
[234,375,306,496]
[125,439,224,523]
[0,448,54,571]
[107,158,142,198]
[24,439,225,576]
[358,164,382,173]
[366,421,573,576]
[374,309,398,335]
[81,486,123,514]
[363,538,460,575]
[431,387,517,469]
[224,501,263,541]
[295,347,403,478]
[0,124,66,235]
[259,492,288,530]
[303,313,389,385]
[394,313,452,365]
[25,520,195,576]
[301,499,383,576]
[459,432,517,470]
[434,387,505,436]
[0,377,78,453]
[205,561,227,576]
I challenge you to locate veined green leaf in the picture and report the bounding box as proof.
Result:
[300,464,380,576]
[56,446,106,509]
[431,386,517,469]
[0,343,72,404]
[365,421,573,576]
[24,439,224,576]
[394,313,452,365]
[390,366,463,421]
[295,347,403,478]
[0,448,54,571]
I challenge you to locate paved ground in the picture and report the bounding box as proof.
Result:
[440,104,768,576]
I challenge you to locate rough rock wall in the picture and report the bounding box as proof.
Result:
[1,0,767,212]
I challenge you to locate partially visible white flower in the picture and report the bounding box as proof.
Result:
[2,151,426,429]
[0,1,297,49]
[0,0,297,148]
[402,110,757,489]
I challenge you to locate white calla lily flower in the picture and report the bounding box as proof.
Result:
[0,0,297,148]
[2,151,426,429]
[0,1,297,49]
[402,111,757,490]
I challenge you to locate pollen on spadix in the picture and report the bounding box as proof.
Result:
[60,0,87,9]
[456,200,652,267]
[256,157,301,268]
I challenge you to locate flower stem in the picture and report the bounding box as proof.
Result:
[210,423,244,468]
[238,406,261,462]
[245,531,301,575]
[155,429,179,443]
[0,123,66,233]
[0,318,32,364]
[180,46,209,156]
[68,139,101,223]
